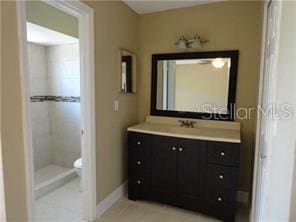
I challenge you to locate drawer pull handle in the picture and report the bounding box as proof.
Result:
[219,174,224,179]
[137,141,141,145]
[220,151,225,156]
[179,148,183,152]
[172,147,176,151]
[137,161,141,165]
[137,180,141,184]
[217,197,223,202]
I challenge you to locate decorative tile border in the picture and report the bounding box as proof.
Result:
[31,96,80,103]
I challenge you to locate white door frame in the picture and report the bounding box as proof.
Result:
[251,0,282,221]
[16,1,96,221]
[250,1,269,221]
[0,137,6,222]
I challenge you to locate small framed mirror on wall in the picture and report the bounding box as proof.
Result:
[119,49,137,93]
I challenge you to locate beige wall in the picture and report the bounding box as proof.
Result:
[26,1,78,37]
[1,1,28,221]
[138,1,264,192]
[83,1,139,203]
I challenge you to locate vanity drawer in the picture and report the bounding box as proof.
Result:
[207,141,240,166]
[206,189,236,220]
[206,164,238,190]
[129,173,151,200]
[129,132,151,172]
[207,189,234,207]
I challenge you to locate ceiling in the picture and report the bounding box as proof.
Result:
[27,22,78,46]
[123,0,224,14]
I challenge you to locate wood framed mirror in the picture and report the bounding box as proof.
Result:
[151,50,239,120]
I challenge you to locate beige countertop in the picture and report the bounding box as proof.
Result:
[127,121,241,143]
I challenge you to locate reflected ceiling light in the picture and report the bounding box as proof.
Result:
[175,34,209,50]
[212,58,225,69]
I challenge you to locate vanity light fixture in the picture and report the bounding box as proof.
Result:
[175,34,209,50]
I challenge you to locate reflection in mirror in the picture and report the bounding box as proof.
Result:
[120,50,136,93]
[156,58,231,114]
[121,56,132,92]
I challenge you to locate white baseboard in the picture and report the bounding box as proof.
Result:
[96,181,127,218]
[237,191,249,204]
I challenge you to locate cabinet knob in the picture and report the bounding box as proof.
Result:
[172,147,176,151]
[219,174,224,179]
[179,148,183,152]
[220,151,225,156]
[217,197,223,202]
[137,141,141,145]
[137,161,141,165]
[137,180,141,184]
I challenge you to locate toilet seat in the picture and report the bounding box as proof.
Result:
[74,158,82,169]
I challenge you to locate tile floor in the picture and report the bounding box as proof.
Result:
[35,178,83,222]
[35,164,72,186]
[34,178,249,222]
[97,197,249,222]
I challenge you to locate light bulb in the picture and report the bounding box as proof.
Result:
[177,36,187,49]
[191,38,201,49]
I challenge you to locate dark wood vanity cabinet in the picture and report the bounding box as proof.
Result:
[150,135,178,204]
[128,132,240,222]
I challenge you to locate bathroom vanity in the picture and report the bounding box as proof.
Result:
[127,50,241,221]
[127,117,241,222]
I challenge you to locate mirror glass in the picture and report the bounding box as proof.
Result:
[151,51,238,120]
[120,50,136,93]
[156,58,231,114]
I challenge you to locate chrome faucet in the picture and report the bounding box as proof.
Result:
[179,120,196,128]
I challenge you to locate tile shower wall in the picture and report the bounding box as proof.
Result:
[47,44,81,168]
[29,42,81,170]
[28,43,52,170]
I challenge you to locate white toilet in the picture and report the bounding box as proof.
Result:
[73,158,82,177]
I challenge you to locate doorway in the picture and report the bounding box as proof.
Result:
[27,21,83,220]
[16,1,96,221]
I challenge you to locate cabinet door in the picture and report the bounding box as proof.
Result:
[150,135,178,204]
[177,138,207,211]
